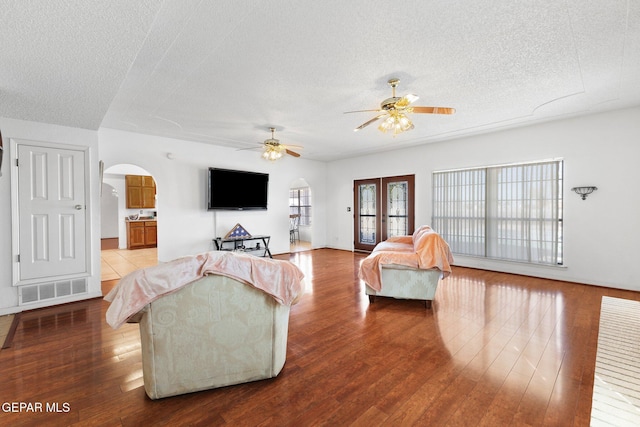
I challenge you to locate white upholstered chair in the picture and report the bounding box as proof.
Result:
[365,266,442,308]
[132,274,292,399]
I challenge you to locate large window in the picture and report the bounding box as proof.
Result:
[432,160,563,265]
[289,187,311,226]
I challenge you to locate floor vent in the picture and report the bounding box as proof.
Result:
[20,278,88,305]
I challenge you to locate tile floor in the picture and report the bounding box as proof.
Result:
[101,243,311,282]
[100,248,158,281]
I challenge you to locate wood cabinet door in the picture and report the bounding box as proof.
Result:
[127,186,142,209]
[142,176,156,208]
[128,223,145,248]
[142,187,155,208]
[126,175,142,187]
[144,223,157,245]
[126,174,156,208]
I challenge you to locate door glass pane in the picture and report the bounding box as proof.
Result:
[387,181,408,237]
[359,184,377,244]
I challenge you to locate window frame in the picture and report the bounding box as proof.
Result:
[432,159,563,266]
[289,186,312,226]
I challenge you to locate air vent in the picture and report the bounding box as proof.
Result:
[19,277,88,306]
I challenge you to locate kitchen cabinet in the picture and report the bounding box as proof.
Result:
[126,175,156,209]
[126,220,157,249]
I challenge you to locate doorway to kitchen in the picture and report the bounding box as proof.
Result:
[100,164,158,281]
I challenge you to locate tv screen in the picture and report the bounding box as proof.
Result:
[207,168,269,210]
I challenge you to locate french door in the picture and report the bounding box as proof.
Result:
[353,175,415,252]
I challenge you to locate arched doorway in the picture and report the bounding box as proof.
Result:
[100,164,158,282]
[289,178,312,252]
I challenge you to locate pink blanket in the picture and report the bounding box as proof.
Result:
[104,251,305,329]
[358,227,454,292]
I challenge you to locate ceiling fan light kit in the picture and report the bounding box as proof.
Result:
[258,127,301,161]
[378,110,415,136]
[346,78,455,136]
[262,143,285,161]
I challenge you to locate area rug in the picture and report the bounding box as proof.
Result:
[0,314,16,350]
[591,296,640,426]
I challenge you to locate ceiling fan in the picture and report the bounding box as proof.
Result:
[345,78,455,135]
[244,128,302,161]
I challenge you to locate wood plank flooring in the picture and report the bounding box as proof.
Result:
[2,248,639,426]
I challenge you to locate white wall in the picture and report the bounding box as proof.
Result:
[0,118,102,314]
[326,107,640,291]
[98,128,328,261]
[100,182,119,239]
[2,106,638,314]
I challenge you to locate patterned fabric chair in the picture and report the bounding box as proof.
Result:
[359,225,454,309]
[132,274,292,399]
[365,266,442,308]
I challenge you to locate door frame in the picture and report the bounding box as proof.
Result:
[10,138,92,286]
[353,178,381,252]
[353,174,415,252]
[381,174,415,241]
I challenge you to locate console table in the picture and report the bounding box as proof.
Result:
[213,235,272,258]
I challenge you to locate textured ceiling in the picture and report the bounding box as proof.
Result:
[2,0,639,161]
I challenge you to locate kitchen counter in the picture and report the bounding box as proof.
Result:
[125,217,157,222]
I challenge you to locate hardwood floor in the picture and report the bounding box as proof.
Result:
[290,240,312,253]
[2,248,639,426]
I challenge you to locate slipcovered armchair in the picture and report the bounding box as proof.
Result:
[105,250,304,399]
[365,266,442,308]
[359,225,453,308]
[133,274,291,399]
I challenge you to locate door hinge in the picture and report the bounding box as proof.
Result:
[16,158,19,167]
[16,254,20,262]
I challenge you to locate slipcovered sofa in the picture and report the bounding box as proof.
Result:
[105,251,304,399]
[358,225,453,308]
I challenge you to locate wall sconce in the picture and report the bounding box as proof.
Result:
[571,186,597,200]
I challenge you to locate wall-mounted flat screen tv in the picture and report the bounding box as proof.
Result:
[207,167,269,210]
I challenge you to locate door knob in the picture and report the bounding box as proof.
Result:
[75,205,83,210]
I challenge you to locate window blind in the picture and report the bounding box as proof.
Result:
[432,160,563,265]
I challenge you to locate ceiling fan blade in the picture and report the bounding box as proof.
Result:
[354,114,386,131]
[395,94,419,108]
[236,145,263,152]
[285,149,301,157]
[344,109,383,114]
[412,106,456,115]
[283,143,304,149]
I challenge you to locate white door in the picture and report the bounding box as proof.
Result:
[18,144,87,281]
